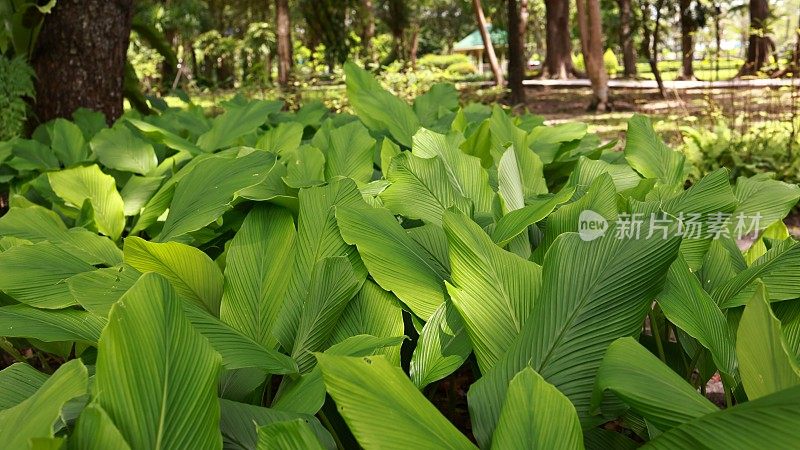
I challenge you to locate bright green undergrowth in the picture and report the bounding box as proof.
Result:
[1,62,800,449]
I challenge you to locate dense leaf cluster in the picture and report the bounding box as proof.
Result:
[1,62,800,449]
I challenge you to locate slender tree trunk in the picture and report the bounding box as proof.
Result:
[576,0,609,111]
[508,0,527,105]
[641,0,666,97]
[543,0,575,79]
[29,0,133,126]
[617,0,637,77]
[361,0,376,64]
[520,0,529,50]
[739,0,774,76]
[472,0,504,86]
[276,0,292,87]
[678,0,696,79]
[409,24,420,68]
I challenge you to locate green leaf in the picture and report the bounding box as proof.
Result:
[713,239,800,308]
[275,179,366,351]
[591,338,718,431]
[732,175,800,234]
[344,62,420,148]
[257,419,324,450]
[470,226,680,446]
[124,236,223,315]
[126,118,203,155]
[95,273,223,450]
[256,122,304,156]
[221,205,295,349]
[336,206,448,320]
[497,145,547,212]
[380,152,471,227]
[283,145,326,189]
[0,360,88,448]
[0,304,106,343]
[197,100,281,151]
[444,211,541,371]
[412,128,494,214]
[657,255,737,376]
[48,165,125,240]
[410,301,471,389]
[737,281,800,399]
[51,118,89,166]
[313,120,376,184]
[317,354,476,450]
[491,187,575,247]
[67,265,142,317]
[414,83,459,130]
[492,367,583,450]
[0,363,48,410]
[121,175,164,216]
[71,404,131,450]
[90,126,158,175]
[290,257,362,373]
[566,156,642,192]
[329,281,405,365]
[157,151,275,241]
[642,385,800,449]
[220,399,335,450]
[624,115,687,191]
[0,241,94,308]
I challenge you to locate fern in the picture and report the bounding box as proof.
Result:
[0,56,35,140]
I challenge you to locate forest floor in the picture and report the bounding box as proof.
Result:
[521,83,800,146]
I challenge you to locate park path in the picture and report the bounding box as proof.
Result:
[522,77,800,89]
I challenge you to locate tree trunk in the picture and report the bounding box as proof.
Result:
[276,0,292,87]
[641,0,666,97]
[739,0,774,76]
[409,24,420,68]
[361,0,376,64]
[543,0,575,79]
[507,0,527,105]
[678,0,696,80]
[29,0,133,126]
[472,0,504,86]
[576,0,609,111]
[520,0,529,49]
[617,0,637,78]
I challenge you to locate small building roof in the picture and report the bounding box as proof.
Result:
[453,25,508,52]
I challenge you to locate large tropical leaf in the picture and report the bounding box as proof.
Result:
[491,367,583,450]
[257,419,325,450]
[731,174,800,233]
[642,385,800,449]
[336,206,448,320]
[0,304,106,343]
[67,265,143,316]
[737,281,800,399]
[0,241,94,308]
[469,225,681,446]
[380,152,471,226]
[316,354,476,449]
[220,205,295,349]
[90,125,158,175]
[444,211,541,371]
[95,273,223,450]
[124,236,223,315]
[0,363,49,410]
[410,301,472,389]
[0,360,88,448]
[196,99,281,151]
[656,255,737,376]
[71,404,131,450]
[157,151,275,241]
[48,164,125,240]
[344,62,420,148]
[290,257,362,372]
[275,179,366,351]
[491,186,575,247]
[623,115,687,191]
[591,338,718,432]
[51,118,89,166]
[313,120,376,184]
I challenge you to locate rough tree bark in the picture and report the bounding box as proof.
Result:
[543,0,575,79]
[739,0,775,76]
[472,0,504,86]
[30,0,133,126]
[576,0,609,111]
[276,0,293,87]
[617,0,637,78]
[508,0,527,105]
[678,0,696,80]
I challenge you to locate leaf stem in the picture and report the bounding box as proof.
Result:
[0,338,26,363]
[318,410,345,450]
[648,309,667,363]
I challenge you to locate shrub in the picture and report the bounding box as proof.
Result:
[0,56,35,140]
[572,49,621,76]
[417,53,471,70]
[1,62,800,449]
[445,60,477,75]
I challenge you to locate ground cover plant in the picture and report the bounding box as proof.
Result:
[1,63,800,449]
